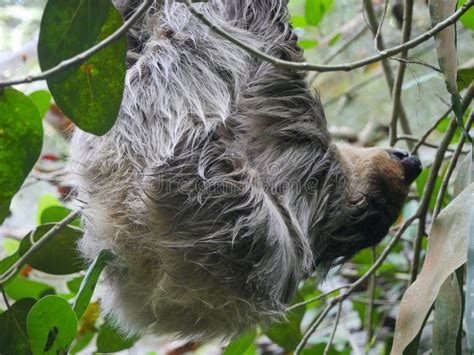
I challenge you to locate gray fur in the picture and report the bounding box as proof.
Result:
[70,0,399,340]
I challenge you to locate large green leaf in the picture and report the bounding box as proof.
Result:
[19,224,84,275]
[28,90,52,119]
[305,0,334,27]
[0,298,36,355]
[38,0,126,135]
[223,328,257,355]
[0,88,43,223]
[265,292,305,351]
[27,295,77,355]
[5,276,55,300]
[96,318,139,353]
[458,0,474,30]
[40,205,81,227]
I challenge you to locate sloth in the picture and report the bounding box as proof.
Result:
[70,0,422,341]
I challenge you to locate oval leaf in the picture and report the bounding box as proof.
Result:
[5,276,55,300]
[40,205,81,227]
[19,224,84,275]
[0,88,43,223]
[0,298,36,355]
[38,0,126,135]
[27,295,77,355]
[28,90,52,119]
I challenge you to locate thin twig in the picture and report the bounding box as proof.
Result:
[1,286,10,309]
[286,285,349,312]
[0,0,154,88]
[389,0,415,146]
[309,21,368,86]
[185,0,474,73]
[365,247,377,344]
[410,84,474,282]
[323,301,343,355]
[295,301,336,355]
[344,214,418,295]
[432,112,474,218]
[397,134,470,153]
[412,84,474,154]
[363,0,413,148]
[294,215,418,353]
[0,211,80,285]
[373,0,391,53]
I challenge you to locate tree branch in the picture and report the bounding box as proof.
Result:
[409,86,474,282]
[362,0,413,148]
[0,211,80,285]
[389,0,415,146]
[185,0,474,73]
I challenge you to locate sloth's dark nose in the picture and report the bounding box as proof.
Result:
[388,148,422,183]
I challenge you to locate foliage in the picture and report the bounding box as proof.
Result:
[0,0,473,354]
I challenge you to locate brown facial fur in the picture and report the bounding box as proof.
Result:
[322,143,417,260]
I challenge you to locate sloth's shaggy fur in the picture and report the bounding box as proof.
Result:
[70,0,417,340]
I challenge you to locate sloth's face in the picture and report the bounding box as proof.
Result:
[335,144,422,251]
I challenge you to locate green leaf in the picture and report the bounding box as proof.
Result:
[67,276,84,294]
[27,295,77,355]
[28,91,52,119]
[291,15,307,28]
[40,205,81,227]
[4,276,55,300]
[96,318,139,353]
[416,167,449,211]
[265,292,305,351]
[297,40,319,50]
[2,237,20,255]
[73,250,114,319]
[19,224,84,275]
[0,88,43,223]
[328,32,341,46]
[0,252,19,275]
[0,298,36,355]
[36,194,62,225]
[223,328,257,355]
[458,0,474,30]
[38,0,127,136]
[70,331,95,354]
[457,64,474,91]
[305,0,334,27]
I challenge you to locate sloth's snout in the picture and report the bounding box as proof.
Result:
[388,148,422,183]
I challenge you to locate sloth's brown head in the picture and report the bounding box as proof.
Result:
[316,144,422,266]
